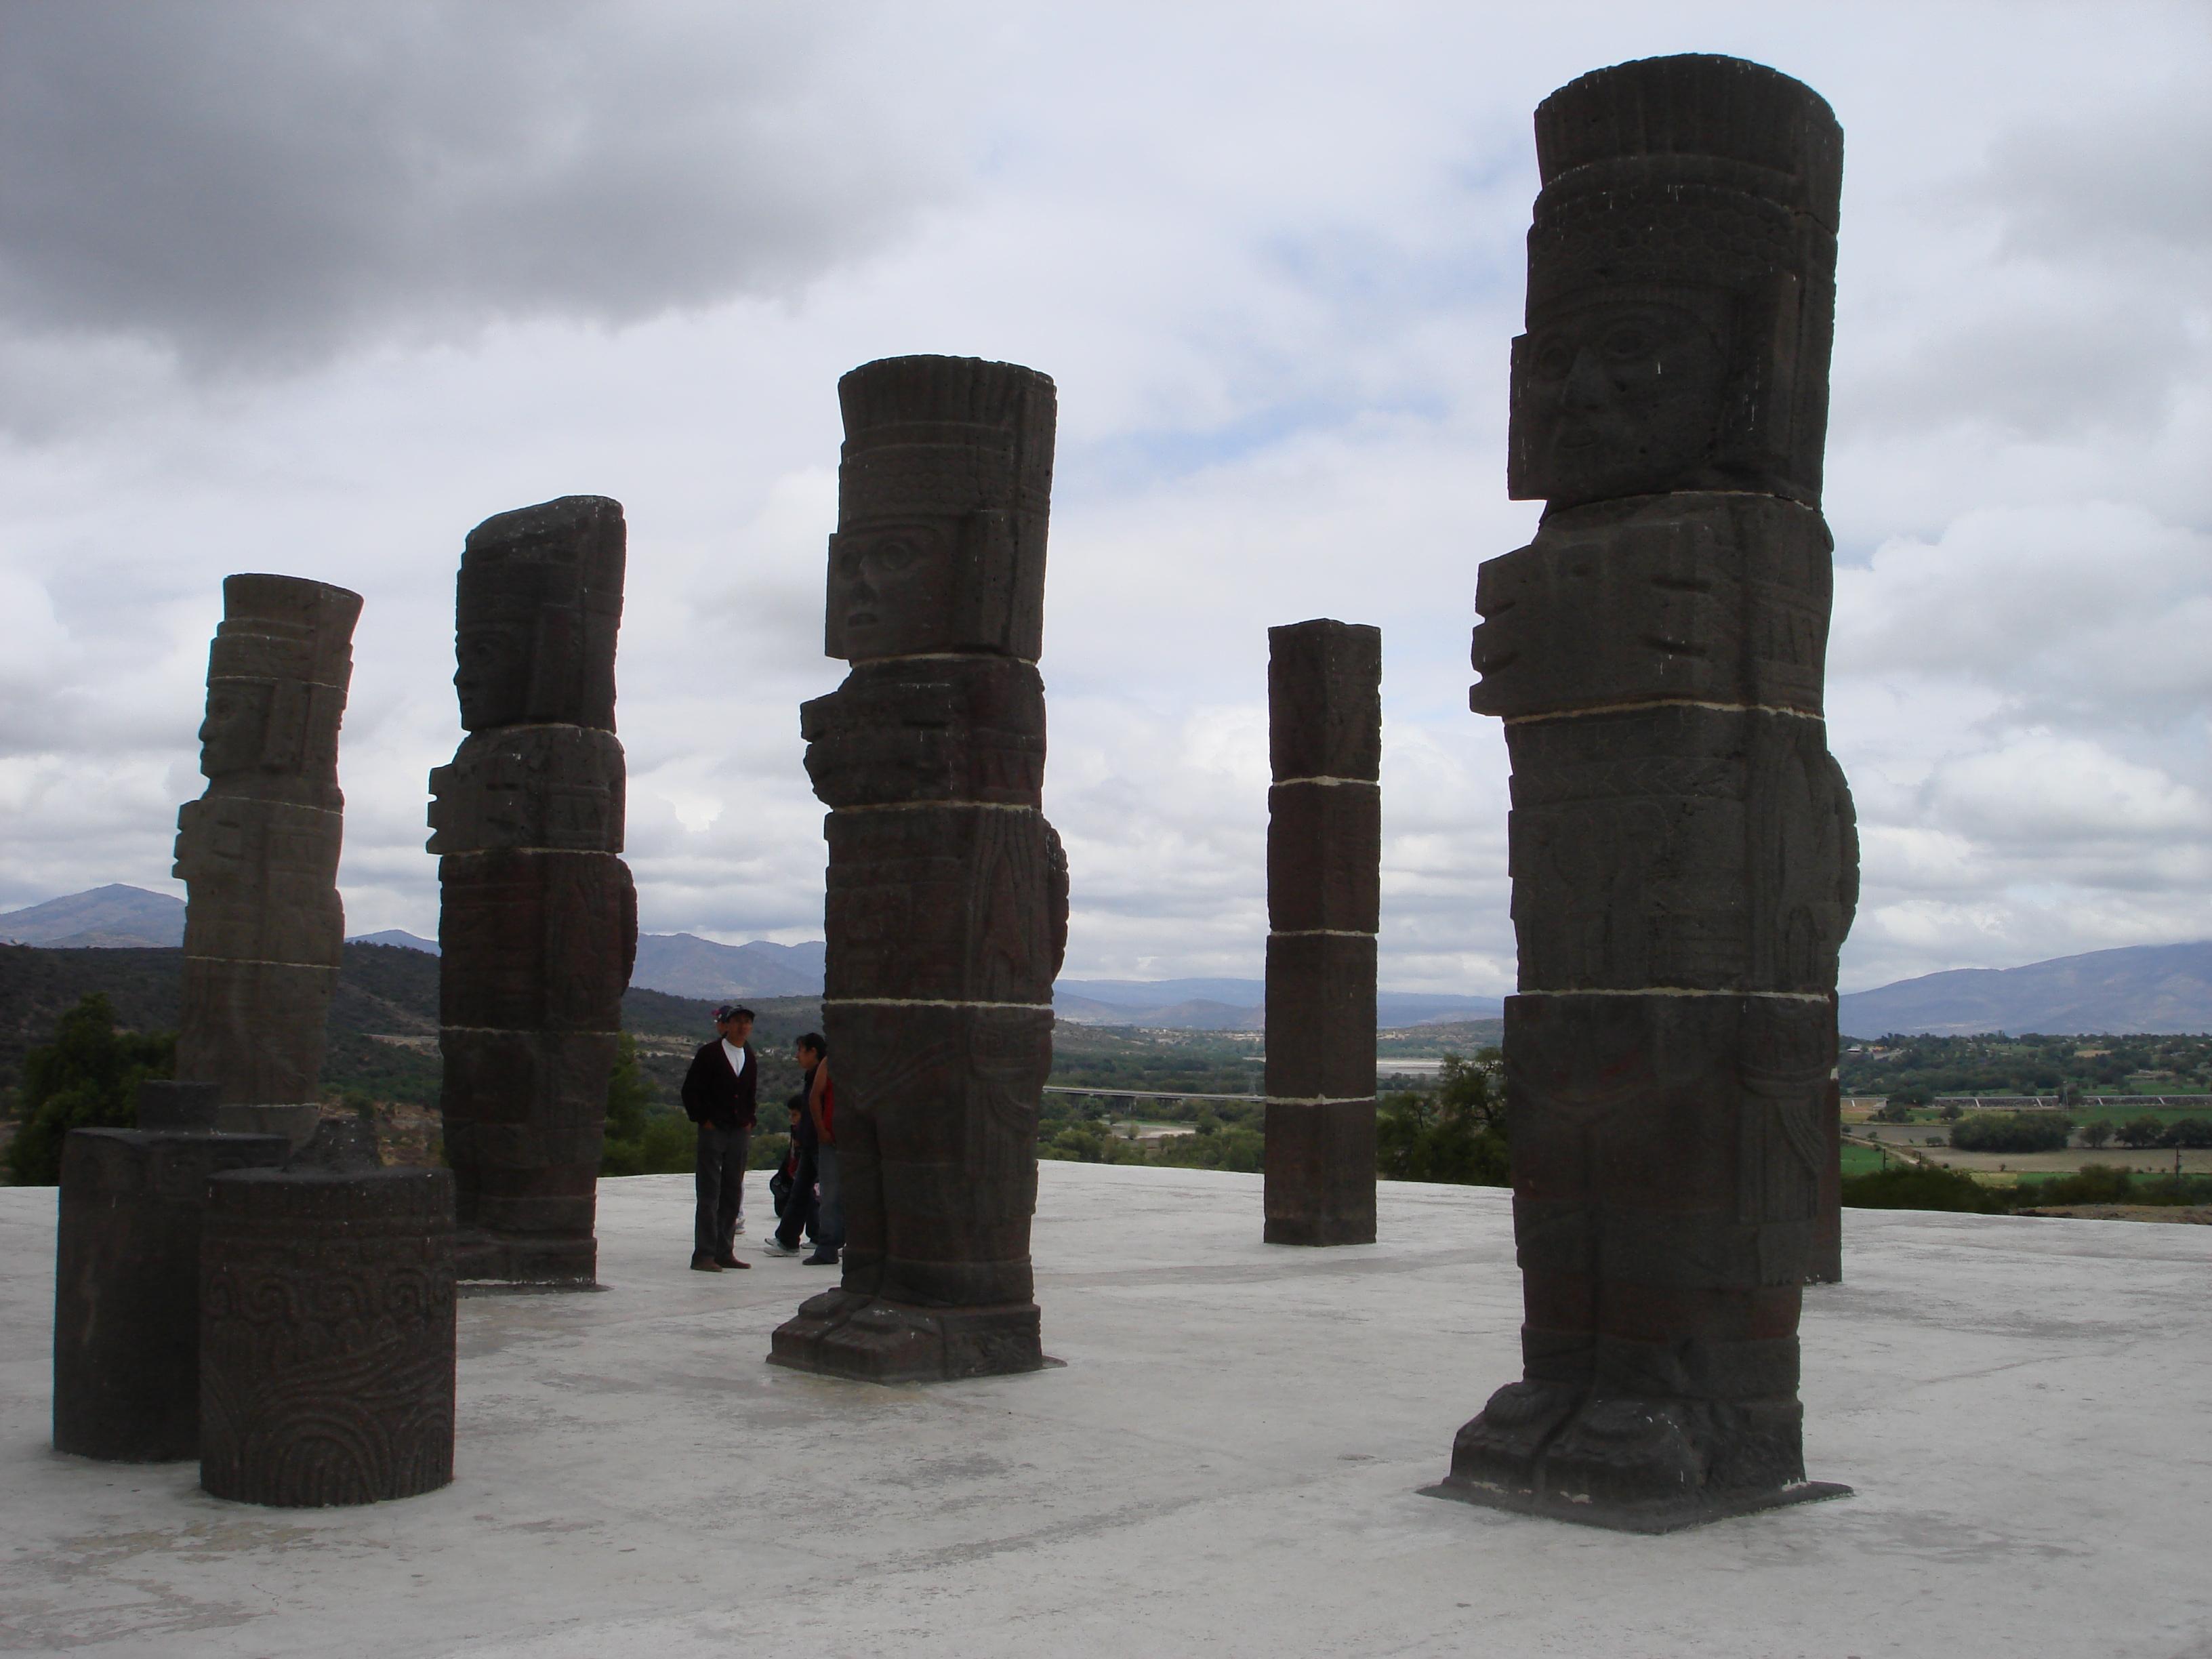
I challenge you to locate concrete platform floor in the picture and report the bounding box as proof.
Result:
[3,1163,2209,1658]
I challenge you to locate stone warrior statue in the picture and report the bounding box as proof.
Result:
[1437,55,1859,1530]
[773,354,1068,1382]
[174,575,363,1145]
[430,495,636,1284]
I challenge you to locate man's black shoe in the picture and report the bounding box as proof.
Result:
[802,1251,839,1266]
[690,1254,724,1272]
[714,1254,750,1270]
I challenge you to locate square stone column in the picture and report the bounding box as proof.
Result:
[1263,619,1380,1246]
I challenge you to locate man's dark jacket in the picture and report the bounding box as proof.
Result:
[681,1040,758,1131]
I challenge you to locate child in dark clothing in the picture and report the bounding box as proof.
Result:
[767,1095,817,1246]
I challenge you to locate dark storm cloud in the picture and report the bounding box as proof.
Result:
[0,1,951,371]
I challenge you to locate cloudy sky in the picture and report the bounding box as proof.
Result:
[0,1,2206,995]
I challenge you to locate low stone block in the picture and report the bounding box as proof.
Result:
[199,1165,456,1507]
[1263,933,1376,1103]
[52,1127,289,1462]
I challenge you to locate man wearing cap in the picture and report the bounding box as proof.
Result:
[680,1005,758,1271]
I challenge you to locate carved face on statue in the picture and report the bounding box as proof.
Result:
[827,518,962,661]
[453,620,533,731]
[1511,300,1730,508]
[199,680,275,778]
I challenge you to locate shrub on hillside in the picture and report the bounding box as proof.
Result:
[4,994,174,1186]
[2116,1115,2168,1148]
[1839,1164,2005,1214]
[598,1033,696,1177]
[1949,1111,2072,1153]
[1377,1052,1509,1187]
[2163,1117,2212,1149]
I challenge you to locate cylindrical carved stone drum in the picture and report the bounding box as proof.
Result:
[199,1165,457,1507]
[52,1126,291,1460]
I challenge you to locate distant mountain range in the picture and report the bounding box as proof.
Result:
[0,884,185,947]
[344,924,824,1000]
[1839,942,2212,1037]
[1050,978,1503,1031]
[21,887,2212,1036]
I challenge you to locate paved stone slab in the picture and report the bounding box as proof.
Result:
[1,1164,2207,1656]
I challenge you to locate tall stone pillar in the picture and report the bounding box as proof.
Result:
[1433,55,1859,1532]
[174,575,363,1146]
[430,495,636,1285]
[771,354,1067,1383]
[1263,619,1381,1246]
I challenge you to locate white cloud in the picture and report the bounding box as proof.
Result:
[1,1,2207,1001]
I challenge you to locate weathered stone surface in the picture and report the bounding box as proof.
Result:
[173,575,360,1143]
[1504,705,1858,996]
[1263,932,1376,1105]
[1445,54,1856,1530]
[199,1164,456,1507]
[435,497,635,1286]
[437,850,636,1031]
[774,356,1063,1382]
[826,356,1055,664]
[136,1078,220,1132]
[1263,1099,1377,1246]
[801,657,1046,808]
[822,807,1063,1004]
[52,1127,290,1462]
[1268,621,1382,783]
[428,726,626,855]
[1470,494,1832,722]
[455,495,625,733]
[1807,1073,1843,1284]
[1265,782,1380,935]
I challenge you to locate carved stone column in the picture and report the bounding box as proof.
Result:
[771,354,1067,1383]
[174,575,362,1147]
[1263,619,1381,1246]
[431,495,636,1285]
[1432,54,1859,1532]
[199,1134,456,1507]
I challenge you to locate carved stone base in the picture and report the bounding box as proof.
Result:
[769,1288,1044,1383]
[200,1166,456,1507]
[1432,1382,1846,1532]
[453,1227,596,1286]
[1422,1471,1849,1534]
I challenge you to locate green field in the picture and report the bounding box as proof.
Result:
[1839,1143,1887,1177]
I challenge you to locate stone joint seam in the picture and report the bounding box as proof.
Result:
[1271,776,1381,789]
[1501,698,1824,726]
[835,802,1042,816]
